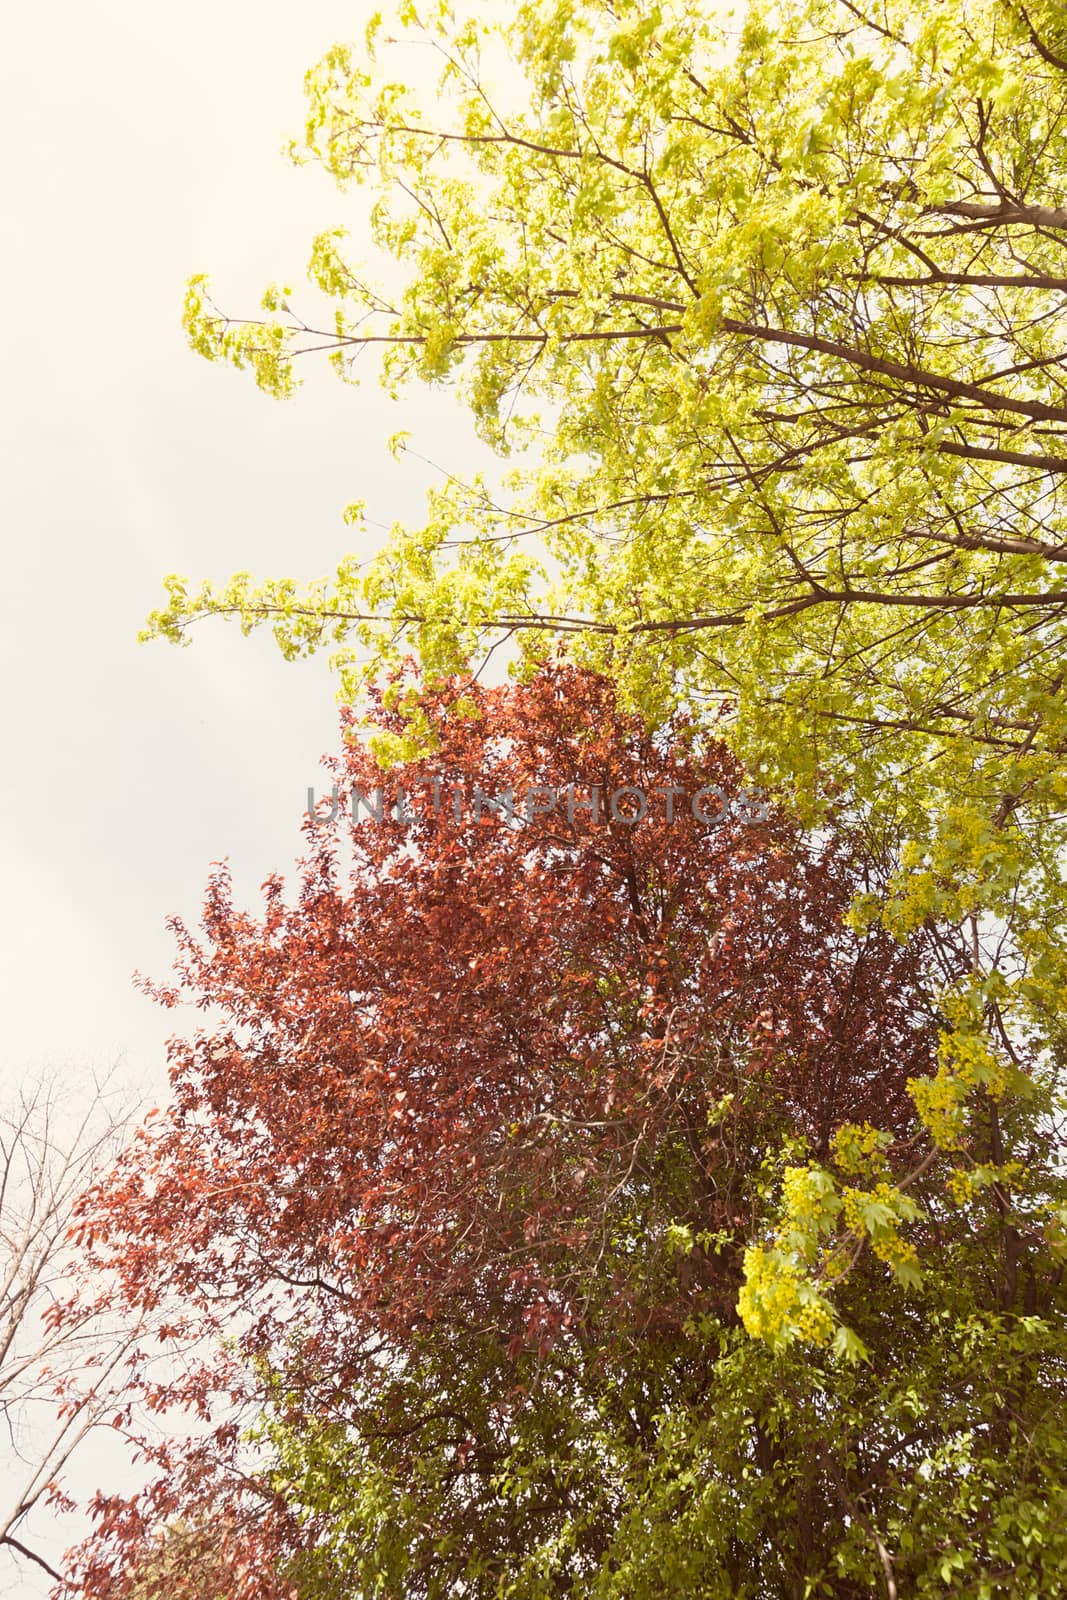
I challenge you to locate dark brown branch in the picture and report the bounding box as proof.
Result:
[231,305,1067,429]
[718,317,1067,424]
[0,1534,64,1584]
[1011,6,1067,72]
[179,581,1067,648]
[862,270,1067,292]
[924,200,1067,230]
[911,524,1067,561]
[797,705,1034,752]
[935,440,1067,476]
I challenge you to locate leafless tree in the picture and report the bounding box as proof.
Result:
[0,1069,144,1591]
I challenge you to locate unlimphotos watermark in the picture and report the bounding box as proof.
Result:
[306,780,770,829]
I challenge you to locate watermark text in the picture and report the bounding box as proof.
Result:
[305,780,770,829]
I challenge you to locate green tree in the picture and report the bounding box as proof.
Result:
[147,0,1067,1344]
[257,1263,1067,1599]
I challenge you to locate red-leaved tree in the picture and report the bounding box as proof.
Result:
[65,664,941,1598]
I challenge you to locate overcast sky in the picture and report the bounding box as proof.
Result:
[0,1,489,1589]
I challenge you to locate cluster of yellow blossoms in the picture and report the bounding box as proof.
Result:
[908,1067,969,1150]
[740,980,1017,1349]
[737,1245,836,1349]
[944,1160,1024,1207]
[841,1182,920,1276]
[737,1246,802,1342]
[830,1120,891,1177]
[908,985,1011,1148]
[779,1165,841,1245]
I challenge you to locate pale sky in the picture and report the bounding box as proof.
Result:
[0,1,488,1589]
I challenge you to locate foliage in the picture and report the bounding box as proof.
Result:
[59,662,1048,1600]
[157,0,1067,859]
[258,1300,1067,1599]
[116,1521,280,1600]
[98,0,1067,1584]
[142,0,1067,1343]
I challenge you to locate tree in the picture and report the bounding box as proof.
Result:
[115,1520,281,1600]
[156,0,1067,852]
[65,665,1067,1598]
[254,1273,1067,1599]
[0,1072,145,1593]
[142,0,1067,1336]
